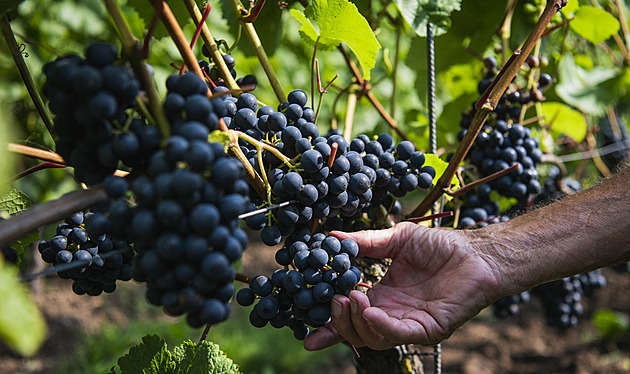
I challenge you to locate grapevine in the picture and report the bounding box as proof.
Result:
[0,0,629,372]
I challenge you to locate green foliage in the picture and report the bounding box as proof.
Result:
[0,258,46,357]
[393,0,462,37]
[592,309,629,339]
[424,153,459,191]
[569,6,620,45]
[555,53,621,116]
[291,0,381,80]
[540,102,588,143]
[112,335,241,374]
[0,188,31,215]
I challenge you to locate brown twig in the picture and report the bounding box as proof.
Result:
[448,164,521,198]
[404,211,453,223]
[0,186,108,247]
[153,1,205,84]
[0,15,56,141]
[337,45,411,143]
[179,3,211,75]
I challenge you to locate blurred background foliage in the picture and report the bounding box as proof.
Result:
[1,0,630,372]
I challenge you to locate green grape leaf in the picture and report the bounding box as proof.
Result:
[394,0,462,37]
[424,153,459,191]
[173,340,241,374]
[116,335,175,374]
[0,189,31,215]
[555,53,620,116]
[592,309,629,338]
[208,130,232,153]
[569,6,620,45]
[290,0,381,80]
[0,260,46,356]
[541,102,588,143]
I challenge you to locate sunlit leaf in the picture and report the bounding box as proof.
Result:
[570,6,619,45]
[394,0,462,37]
[541,102,588,143]
[290,0,381,80]
[0,260,46,357]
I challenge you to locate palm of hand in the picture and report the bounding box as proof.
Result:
[366,226,498,345]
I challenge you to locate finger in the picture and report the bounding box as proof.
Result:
[303,323,344,351]
[329,226,398,259]
[362,306,435,346]
[331,222,425,259]
[329,295,366,347]
[347,291,398,350]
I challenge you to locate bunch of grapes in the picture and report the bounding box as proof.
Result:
[236,234,361,340]
[531,271,607,328]
[42,42,161,185]
[37,211,134,296]
[458,56,547,202]
[212,86,435,245]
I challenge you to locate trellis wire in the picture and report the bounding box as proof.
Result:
[427,21,442,374]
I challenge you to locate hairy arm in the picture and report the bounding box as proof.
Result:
[304,167,630,351]
[475,166,630,301]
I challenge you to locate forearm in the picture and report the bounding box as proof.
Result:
[470,166,630,300]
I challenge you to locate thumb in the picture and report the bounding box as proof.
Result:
[329,224,402,259]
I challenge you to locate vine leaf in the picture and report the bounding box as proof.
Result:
[555,53,620,116]
[173,340,241,374]
[115,335,175,374]
[393,0,462,37]
[112,335,242,374]
[424,153,459,192]
[0,258,46,357]
[0,189,31,215]
[569,6,620,45]
[540,102,587,143]
[290,0,381,80]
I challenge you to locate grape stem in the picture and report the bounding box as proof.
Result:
[103,0,170,139]
[199,325,211,342]
[7,143,129,177]
[343,92,357,141]
[242,0,267,23]
[179,3,211,75]
[234,130,294,168]
[446,163,520,198]
[337,45,412,144]
[0,15,56,141]
[4,161,66,185]
[182,0,241,93]
[0,186,108,247]
[229,0,287,103]
[151,1,205,84]
[408,0,567,218]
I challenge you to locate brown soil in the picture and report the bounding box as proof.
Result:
[1,241,628,374]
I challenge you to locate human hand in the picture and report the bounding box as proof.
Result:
[303,222,500,351]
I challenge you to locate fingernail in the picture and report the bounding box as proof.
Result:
[349,296,357,314]
[331,299,342,318]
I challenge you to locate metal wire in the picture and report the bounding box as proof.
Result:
[427,21,442,374]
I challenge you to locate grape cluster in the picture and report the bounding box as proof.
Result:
[493,291,531,318]
[532,271,607,328]
[42,42,161,185]
[37,211,134,296]
[459,57,545,201]
[236,235,361,340]
[99,74,251,327]
[214,87,434,245]
[42,44,253,328]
